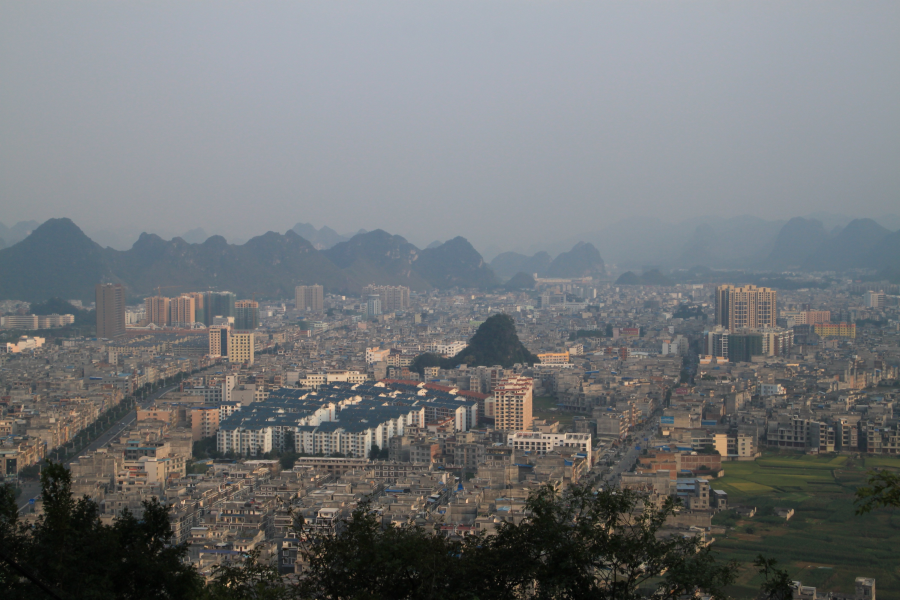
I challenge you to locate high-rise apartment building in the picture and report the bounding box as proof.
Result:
[187,292,206,324]
[803,310,831,325]
[727,333,763,363]
[865,291,885,309]
[95,283,125,338]
[295,284,324,312]
[715,285,777,330]
[145,296,171,326]
[704,327,729,359]
[191,407,220,441]
[362,285,409,312]
[208,325,230,358]
[230,331,255,365]
[234,300,259,330]
[169,295,196,326]
[366,295,382,318]
[758,328,794,357]
[205,291,235,326]
[493,375,534,432]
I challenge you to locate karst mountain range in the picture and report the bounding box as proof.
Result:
[1,214,898,302]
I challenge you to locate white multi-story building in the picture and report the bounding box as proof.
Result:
[864,291,885,309]
[216,383,480,458]
[184,386,223,403]
[759,383,786,397]
[216,386,426,457]
[298,370,368,389]
[366,347,391,364]
[425,341,467,357]
[0,314,75,329]
[218,427,275,455]
[3,336,46,354]
[507,431,592,464]
[222,375,237,403]
[661,335,689,356]
[362,285,410,312]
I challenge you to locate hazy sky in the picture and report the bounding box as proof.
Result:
[2,1,899,250]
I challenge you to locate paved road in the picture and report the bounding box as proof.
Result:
[600,421,656,487]
[73,383,178,460]
[16,384,177,512]
[607,444,641,485]
[15,479,41,512]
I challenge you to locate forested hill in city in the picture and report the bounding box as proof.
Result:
[412,313,539,373]
[0,219,499,302]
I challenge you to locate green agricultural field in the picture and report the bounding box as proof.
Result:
[711,451,900,598]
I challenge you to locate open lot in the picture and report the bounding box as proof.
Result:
[711,452,900,598]
[532,395,575,429]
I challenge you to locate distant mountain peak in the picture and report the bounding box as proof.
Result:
[764,217,829,269]
[131,232,168,251]
[202,235,229,248]
[504,272,536,290]
[0,218,110,302]
[546,242,605,278]
[290,222,351,249]
[490,250,552,278]
[31,217,85,237]
[416,237,498,289]
[180,227,209,244]
[801,218,891,272]
[614,269,673,286]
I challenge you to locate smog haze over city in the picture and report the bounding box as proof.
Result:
[2,1,899,254]
[2,3,900,600]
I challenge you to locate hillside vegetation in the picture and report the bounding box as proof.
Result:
[0,219,499,302]
[412,313,538,373]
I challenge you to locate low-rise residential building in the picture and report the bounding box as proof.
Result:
[507,431,592,463]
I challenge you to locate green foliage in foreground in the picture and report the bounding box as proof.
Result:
[0,464,796,600]
[0,462,202,600]
[855,469,900,514]
[296,484,743,600]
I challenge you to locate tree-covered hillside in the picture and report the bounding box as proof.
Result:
[412,313,538,374]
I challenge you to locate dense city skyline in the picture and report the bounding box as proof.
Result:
[2,2,899,599]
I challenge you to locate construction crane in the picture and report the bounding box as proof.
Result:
[152,285,181,296]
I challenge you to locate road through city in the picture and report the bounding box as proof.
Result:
[16,384,177,512]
